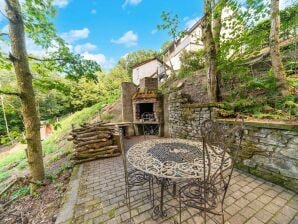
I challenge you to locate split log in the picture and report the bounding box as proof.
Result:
[67,136,74,141]
[74,145,118,154]
[73,138,109,145]
[76,139,112,148]
[75,140,113,151]
[72,126,114,134]
[76,136,109,142]
[74,132,111,139]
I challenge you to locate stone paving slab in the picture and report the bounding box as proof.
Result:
[64,137,298,224]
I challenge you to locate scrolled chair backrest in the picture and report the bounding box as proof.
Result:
[116,126,127,164]
[200,117,244,202]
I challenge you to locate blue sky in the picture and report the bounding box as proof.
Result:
[0,0,202,70]
[51,0,203,70]
[1,0,291,71]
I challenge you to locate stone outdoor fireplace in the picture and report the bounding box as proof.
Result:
[132,78,161,124]
[121,77,162,136]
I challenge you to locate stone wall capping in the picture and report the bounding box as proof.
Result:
[217,119,298,132]
[181,102,218,108]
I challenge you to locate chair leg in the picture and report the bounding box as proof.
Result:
[128,187,132,221]
[179,197,182,224]
[152,177,155,207]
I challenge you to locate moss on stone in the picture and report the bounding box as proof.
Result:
[181,107,195,121]
[237,164,298,193]
[108,208,116,219]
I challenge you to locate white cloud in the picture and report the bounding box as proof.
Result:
[0,40,10,53]
[52,0,69,8]
[0,36,45,57]
[185,17,200,29]
[61,28,90,43]
[122,0,142,8]
[111,30,138,47]
[0,0,5,22]
[74,43,97,54]
[151,29,157,35]
[91,9,97,14]
[81,52,116,71]
[280,0,292,9]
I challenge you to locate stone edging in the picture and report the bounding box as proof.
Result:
[55,164,83,224]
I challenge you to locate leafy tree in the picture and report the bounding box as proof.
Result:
[1,0,101,191]
[4,0,45,188]
[160,40,172,53]
[178,50,205,77]
[157,11,184,42]
[157,11,187,75]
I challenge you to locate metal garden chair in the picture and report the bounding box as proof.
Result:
[178,118,244,224]
[118,127,155,222]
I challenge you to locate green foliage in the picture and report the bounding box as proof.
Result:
[45,45,101,81]
[160,40,172,52]
[10,186,30,200]
[0,171,11,182]
[221,71,297,119]
[157,11,181,41]
[178,50,205,78]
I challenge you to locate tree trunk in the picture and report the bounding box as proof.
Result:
[212,0,223,52]
[5,0,45,186]
[270,0,288,96]
[202,0,220,102]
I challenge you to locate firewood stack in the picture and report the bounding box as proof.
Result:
[67,122,121,164]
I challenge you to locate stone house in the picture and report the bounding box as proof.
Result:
[132,57,167,85]
[132,7,235,84]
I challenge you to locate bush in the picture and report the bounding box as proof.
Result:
[178,50,205,78]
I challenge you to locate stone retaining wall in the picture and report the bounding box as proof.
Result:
[167,91,298,192]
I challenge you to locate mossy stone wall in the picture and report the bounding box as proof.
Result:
[167,91,298,193]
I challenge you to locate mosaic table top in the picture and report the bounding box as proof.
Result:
[127,138,232,179]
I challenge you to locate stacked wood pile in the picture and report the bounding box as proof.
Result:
[67,122,120,164]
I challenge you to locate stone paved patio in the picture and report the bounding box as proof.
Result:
[68,137,297,224]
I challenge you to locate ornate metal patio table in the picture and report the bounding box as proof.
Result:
[127,138,232,218]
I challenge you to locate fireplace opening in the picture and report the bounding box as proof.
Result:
[135,103,156,121]
[140,103,153,115]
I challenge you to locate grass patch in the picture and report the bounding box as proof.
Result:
[0,150,26,168]
[0,102,105,183]
[0,170,11,182]
[16,160,28,170]
[10,186,30,200]
[42,103,103,156]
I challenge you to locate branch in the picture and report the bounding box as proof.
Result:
[28,56,68,62]
[0,90,20,97]
[0,32,9,36]
[0,9,9,21]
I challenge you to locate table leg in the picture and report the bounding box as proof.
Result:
[173,182,177,197]
[152,178,167,219]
